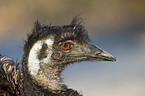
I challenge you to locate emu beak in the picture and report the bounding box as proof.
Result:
[93,50,116,62]
[66,44,116,62]
[88,44,116,62]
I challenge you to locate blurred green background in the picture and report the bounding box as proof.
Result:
[0,0,145,96]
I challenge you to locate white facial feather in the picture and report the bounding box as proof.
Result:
[28,38,61,90]
[41,38,54,63]
[45,38,54,46]
[28,40,42,76]
[28,38,54,76]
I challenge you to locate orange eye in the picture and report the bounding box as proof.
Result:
[60,43,72,50]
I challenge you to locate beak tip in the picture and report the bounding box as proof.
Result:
[99,51,116,62]
[111,57,116,62]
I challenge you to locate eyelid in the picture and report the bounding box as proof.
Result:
[58,40,74,45]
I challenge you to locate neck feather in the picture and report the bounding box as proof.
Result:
[27,38,62,91]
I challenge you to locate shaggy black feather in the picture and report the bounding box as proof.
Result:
[0,55,23,96]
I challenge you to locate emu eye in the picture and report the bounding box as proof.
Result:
[60,42,73,50]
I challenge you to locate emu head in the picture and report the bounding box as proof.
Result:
[22,17,116,91]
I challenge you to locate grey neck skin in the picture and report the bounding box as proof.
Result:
[27,38,64,91]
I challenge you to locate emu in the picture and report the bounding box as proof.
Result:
[0,17,116,96]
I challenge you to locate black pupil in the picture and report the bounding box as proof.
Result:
[64,43,68,47]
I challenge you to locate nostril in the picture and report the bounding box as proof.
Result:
[96,52,102,55]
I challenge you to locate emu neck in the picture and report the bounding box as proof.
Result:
[31,62,62,91]
[27,38,63,91]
